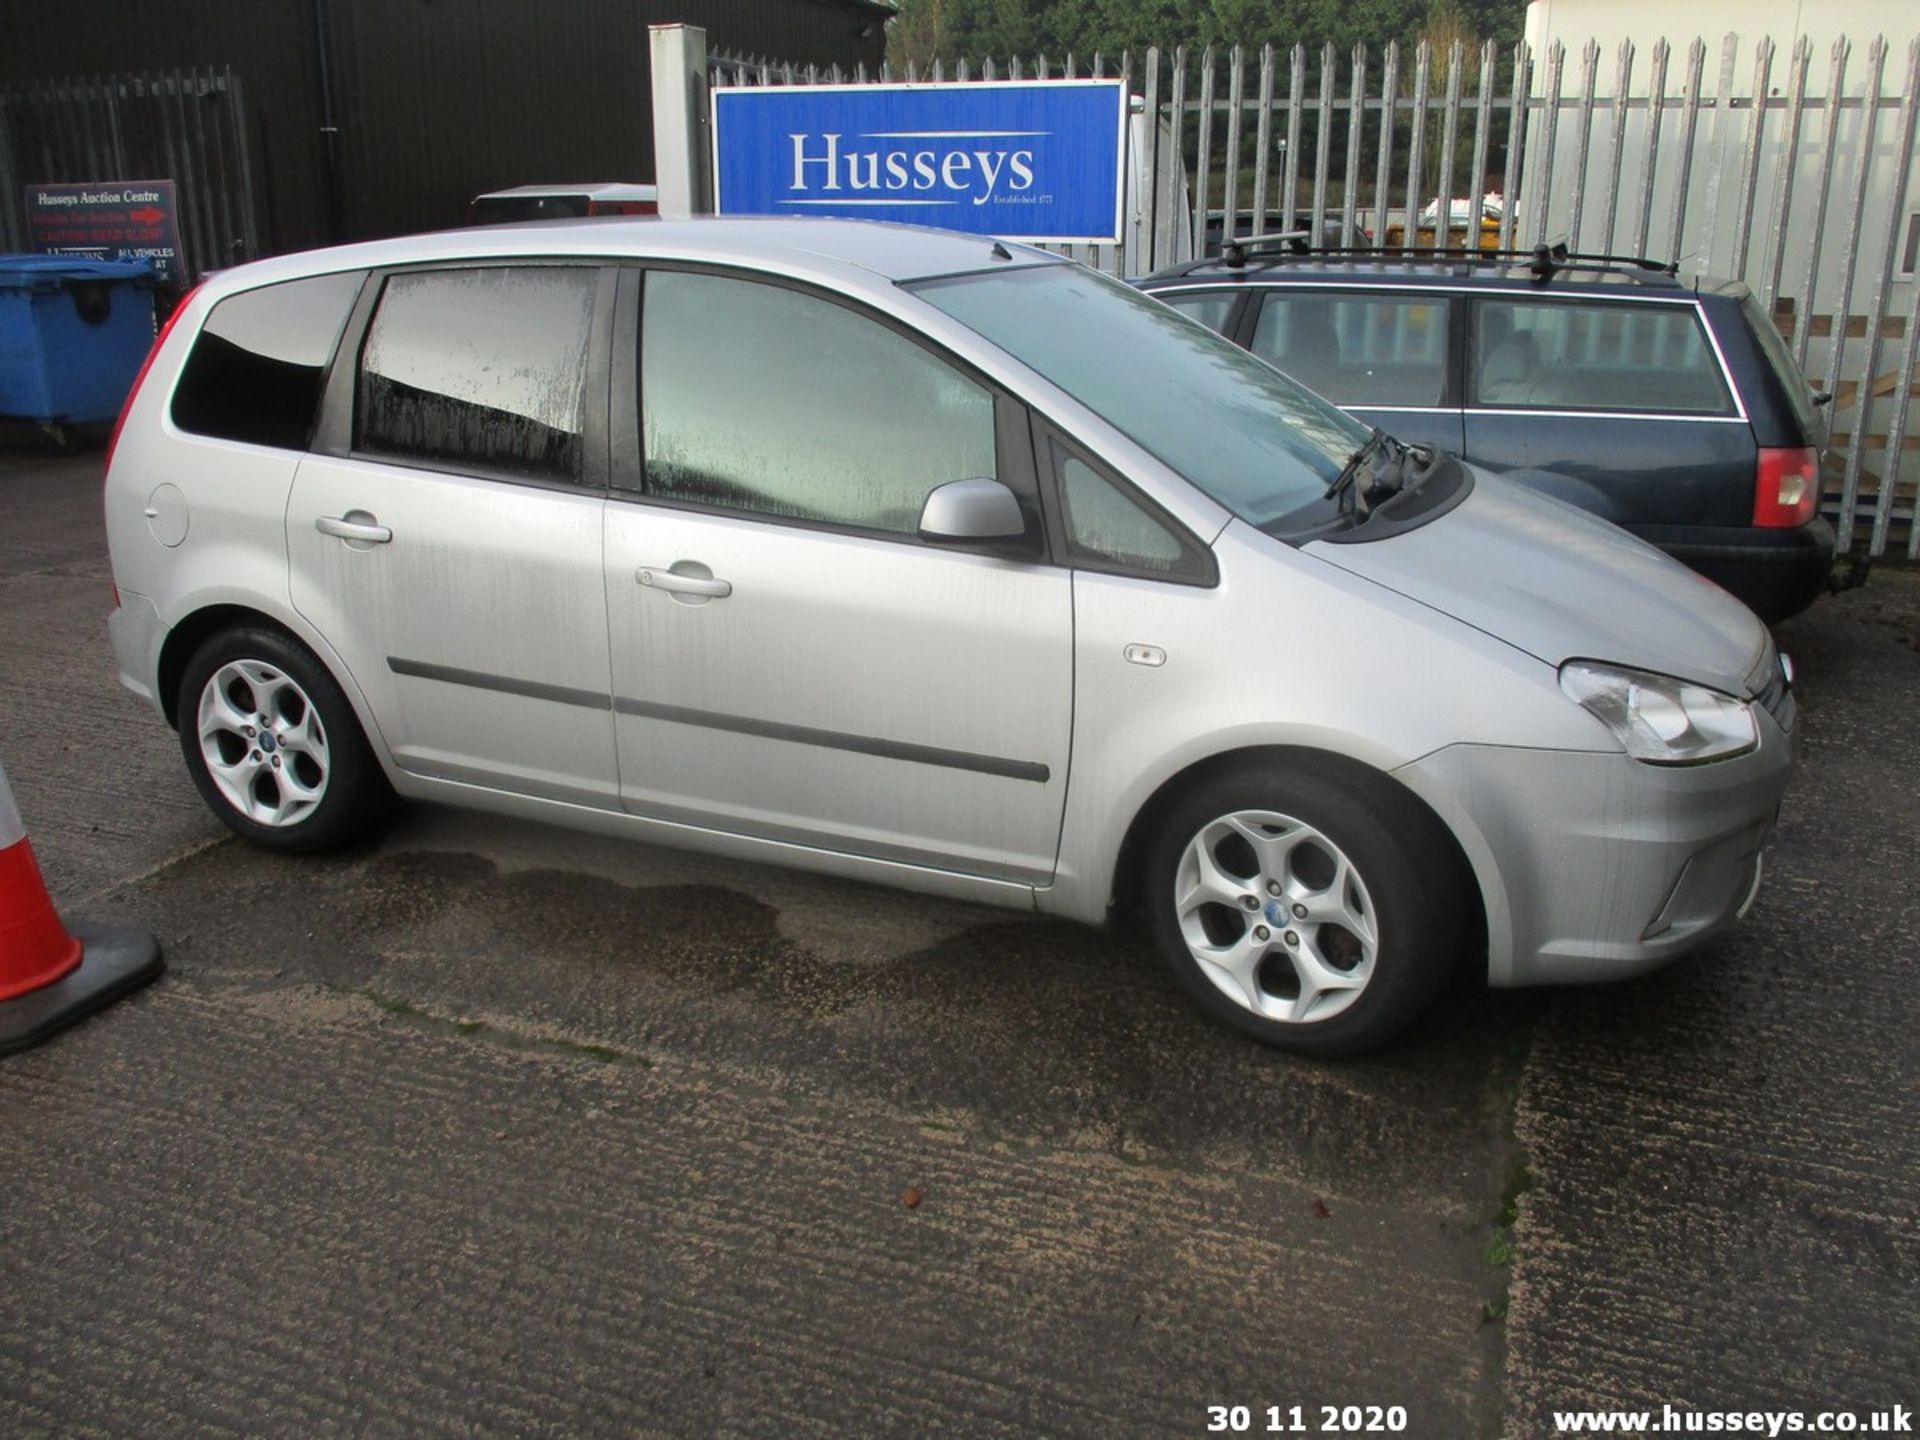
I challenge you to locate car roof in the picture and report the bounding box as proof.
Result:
[194,217,1066,300]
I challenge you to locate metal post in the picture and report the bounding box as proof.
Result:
[1405,41,1431,252]
[1434,41,1464,248]
[1223,45,1244,245]
[1823,34,1890,482]
[1791,38,1851,372]
[1311,43,1335,240]
[1632,39,1670,260]
[1252,44,1275,229]
[1759,37,1811,313]
[1693,34,1742,271]
[1344,44,1369,247]
[1142,48,1163,270]
[1565,41,1599,250]
[1895,269,1920,558]
[1666,39,1708,263]
[1376,42,1401,245]
[1194,48,1215,255]
[1849,37,1920,554]
[1729,37,1776,279]
[1163,49,1187,266]
[1593,40,1634,255]
[1528,42,1565,244]
[310,0,343,243]
[1498,41,1527,250]
[1284,44,1304,225]
[650,23,711,217]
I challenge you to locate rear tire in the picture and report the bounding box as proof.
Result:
[1144,756,1464,1057]
[176,625,394,853]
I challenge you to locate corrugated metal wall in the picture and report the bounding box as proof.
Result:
[0,0,889,252]
[0,0,327,254]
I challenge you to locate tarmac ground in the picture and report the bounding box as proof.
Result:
[0,440,1913,1437]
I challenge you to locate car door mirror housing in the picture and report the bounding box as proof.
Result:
[918,477,1031,550]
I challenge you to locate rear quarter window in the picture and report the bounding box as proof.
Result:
[170,271,365,449]
[1738,289,1822,442]
[1472,298,1732,416]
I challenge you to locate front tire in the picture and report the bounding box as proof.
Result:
[1144,757,1465,1057]
[177,625,393,853]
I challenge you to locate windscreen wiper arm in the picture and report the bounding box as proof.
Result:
[1328,428,1390,506]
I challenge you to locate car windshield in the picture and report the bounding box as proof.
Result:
[910,264,1369,527]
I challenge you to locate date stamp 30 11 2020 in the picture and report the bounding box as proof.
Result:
[1205,1405,1411,1435]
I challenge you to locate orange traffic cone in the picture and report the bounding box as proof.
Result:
[0,760,163,1055]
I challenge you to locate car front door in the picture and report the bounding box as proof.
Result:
[601,267,1073,885]
[287,262,622,808]
[1242,286,1466,455]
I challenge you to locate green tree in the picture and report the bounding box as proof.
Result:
[887,0,1525,69]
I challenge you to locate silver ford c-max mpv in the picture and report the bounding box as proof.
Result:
[103,218,1795,1056]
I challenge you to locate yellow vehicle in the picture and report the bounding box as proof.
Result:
[1383,196,1505,250]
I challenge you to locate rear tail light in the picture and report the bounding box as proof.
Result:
[1752,445,1820,528]
[585,200,656,216]
[105,283,200,476]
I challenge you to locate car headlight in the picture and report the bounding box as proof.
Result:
[1558,660,1758,765]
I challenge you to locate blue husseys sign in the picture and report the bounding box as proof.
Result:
[711,81,1127,244]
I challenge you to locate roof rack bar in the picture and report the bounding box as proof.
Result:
[1180,238,1681,281]
[1529,242,1678,275]
[1221,229,1312,268]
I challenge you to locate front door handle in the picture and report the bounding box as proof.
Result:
[316,512,393,544]
[637,565,731,599]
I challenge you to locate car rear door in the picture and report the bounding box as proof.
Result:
[1240,285,1466,455]
[600,266,1073,885]
[1460,293,1756,529]
[287,261,622,808]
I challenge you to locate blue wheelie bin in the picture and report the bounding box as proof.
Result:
[0,255,159,432]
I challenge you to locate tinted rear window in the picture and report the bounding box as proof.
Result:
[170,271,365,449]
[1739,290,1822,441]
[1472,298,1732,416]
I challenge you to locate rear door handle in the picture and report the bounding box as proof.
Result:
[316,513,393,544]
[637,566,731,599]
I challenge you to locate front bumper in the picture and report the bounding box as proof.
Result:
[1397,718,1794,987]
[107,590,167,716]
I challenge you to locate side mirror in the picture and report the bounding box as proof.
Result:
[917,477,1031,549]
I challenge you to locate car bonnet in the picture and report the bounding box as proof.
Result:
[1303,470,1771,696]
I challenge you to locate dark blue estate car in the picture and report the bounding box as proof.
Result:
[1136,246,1836,622]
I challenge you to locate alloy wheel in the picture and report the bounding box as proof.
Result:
[195,659,331,828]
[1173,808,1378,1025]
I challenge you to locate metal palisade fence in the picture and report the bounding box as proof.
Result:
[714,31,1920,559]
[0,68,262,283]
